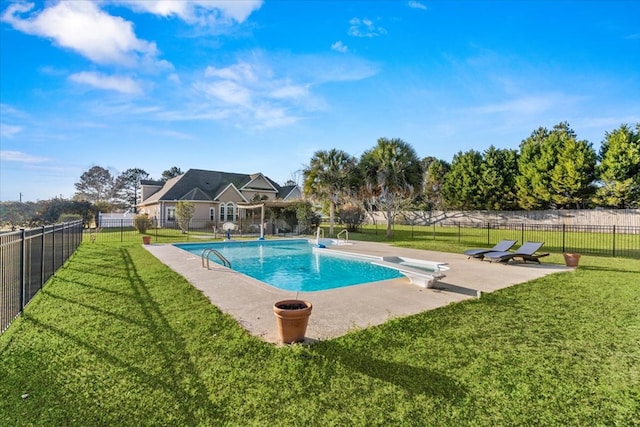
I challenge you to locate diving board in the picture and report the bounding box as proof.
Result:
[371,257,449,288]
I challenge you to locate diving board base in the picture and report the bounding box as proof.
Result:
[371,259,448,289]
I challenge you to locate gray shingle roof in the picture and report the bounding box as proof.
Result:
[141,169,284,203]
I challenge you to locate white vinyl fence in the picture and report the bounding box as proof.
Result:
[97,212,134,228]
[370,209,640,227]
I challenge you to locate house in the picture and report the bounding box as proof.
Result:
[137,169,301,229]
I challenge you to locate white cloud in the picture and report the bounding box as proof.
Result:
[179,52,377,129]
[0,123,23,138]
[69,71,143,94]
[469,94,582,116]
[252,105,300,129]
[270,84,310,100]
[153,129,194,140]
[0,104,27,117]
[205,62,257,83]
[0,150,49,163]
[408,1,428,10]
[112,0,263,25]
[192,59,309,128]
[331,41,348,53]
[198,79,253,107]
[572,115,640,131]
[349,17,387,38]
[1,1,164,68]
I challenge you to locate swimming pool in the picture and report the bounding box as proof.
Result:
[174,239,403,292]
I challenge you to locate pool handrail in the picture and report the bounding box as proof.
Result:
[202,248,232,269]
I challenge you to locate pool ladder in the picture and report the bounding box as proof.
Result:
[337,229,349,243]
[202,248,232,269]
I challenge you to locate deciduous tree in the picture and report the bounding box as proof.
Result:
[422,157,450,211]
[175,201,194,233]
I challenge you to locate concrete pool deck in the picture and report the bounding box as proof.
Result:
[143,240,572,344]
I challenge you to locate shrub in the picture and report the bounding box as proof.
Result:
[338,204,365,232]
[175,201,194,234]
[294,200,320,234]
[133,214,153,234]
[58,213,82,223]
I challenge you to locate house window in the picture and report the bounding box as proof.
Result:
[167,207,176,221]
[219,202,236,222]
[209,208,215,221]
[226,202,235,221]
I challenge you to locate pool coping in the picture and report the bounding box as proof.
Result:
[143,240,572,344]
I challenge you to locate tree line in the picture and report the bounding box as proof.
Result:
[73,166,184,211]
[302,122,640,237]
[0,167,183,229]
[2,122,638,232]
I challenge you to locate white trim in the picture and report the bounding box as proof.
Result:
[214,183,248,202]
[282,186,301,200]
[167,206,176,221]
[241,173,278,192]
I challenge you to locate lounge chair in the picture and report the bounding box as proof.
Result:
[464,239,517,260]
[484,241,549,264]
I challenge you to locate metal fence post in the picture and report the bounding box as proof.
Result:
[612,225,616,257]
[562,224,566,253]
[62,222,66,260]
[41,225,45,291]
[51,224,55,273]
[487,222,490,245]
[19,229,25,313]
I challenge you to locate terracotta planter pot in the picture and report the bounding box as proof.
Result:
[563,253,581,267]
[142,236,151,245]
[273,300,312,344]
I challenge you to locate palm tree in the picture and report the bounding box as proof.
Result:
[303,149,358,236]
[359,138,423,238]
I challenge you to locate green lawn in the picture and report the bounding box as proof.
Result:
[1,241,639,426]
[327,223,640,258]
[86,222,640,258]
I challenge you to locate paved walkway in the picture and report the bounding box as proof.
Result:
[143,240,571,344]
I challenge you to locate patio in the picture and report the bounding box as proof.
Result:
[144,240,571,344]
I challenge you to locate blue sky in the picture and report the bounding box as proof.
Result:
[1,0,639,202]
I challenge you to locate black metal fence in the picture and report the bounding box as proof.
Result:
[89,218,640,258]
[1,220,83,334]
[431,222,640,258]
[85,218,297,243]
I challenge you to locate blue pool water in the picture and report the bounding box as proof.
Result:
[174,239,402,292]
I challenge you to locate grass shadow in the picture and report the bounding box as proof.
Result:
[14,247,225,424]
[313,341,467,402]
